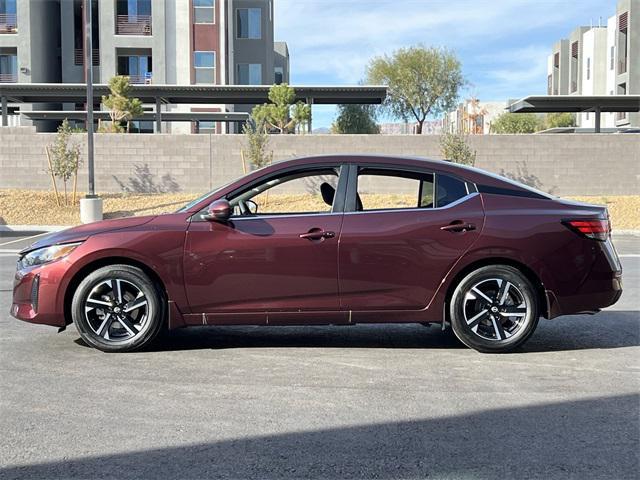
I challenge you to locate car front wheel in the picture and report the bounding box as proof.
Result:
[71,265,165,352]
[449,265,539,353]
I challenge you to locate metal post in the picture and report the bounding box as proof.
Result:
[155,97,162,133]
[306,97,313,133]
[1,95,7,127]
[80,0,102,223]
[85,0,95,196]
[594,106,601,134]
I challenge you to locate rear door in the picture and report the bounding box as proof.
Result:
[338,165,484,312]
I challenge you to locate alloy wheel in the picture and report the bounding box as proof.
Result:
[462,278,529,341]
[84,278,149,343]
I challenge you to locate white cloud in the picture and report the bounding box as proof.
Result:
[274,0,614,126]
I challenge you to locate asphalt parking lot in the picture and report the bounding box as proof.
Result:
[0,233,638,479]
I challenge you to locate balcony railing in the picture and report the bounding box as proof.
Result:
[116,15,152,35]
[124,74,152,84]
[74,49,100,66]
[618,59,628,74]
[0,13,17,33]
[0,72,17,83]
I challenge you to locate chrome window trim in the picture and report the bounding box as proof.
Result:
[343,192,479,216]
[229,211,344,221]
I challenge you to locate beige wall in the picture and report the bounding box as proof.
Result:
[0,128,639,196]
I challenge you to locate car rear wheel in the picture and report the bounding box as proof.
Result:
[449,265,539,353]
[71,265,165,352]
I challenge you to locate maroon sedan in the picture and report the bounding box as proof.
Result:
[11,155,622,353]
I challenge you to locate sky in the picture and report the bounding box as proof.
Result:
[274,0,619,129]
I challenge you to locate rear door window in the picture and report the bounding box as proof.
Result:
[356,168,434,211]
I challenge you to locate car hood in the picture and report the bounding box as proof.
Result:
[20,215,157,254]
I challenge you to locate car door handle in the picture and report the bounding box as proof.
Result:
[299,229,336,240]
[440,222,476,233]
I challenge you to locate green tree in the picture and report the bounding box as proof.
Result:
[252,83,310,134]
[242,118,273,170]
[366,45,465,134]
[47,119,83,205]
[101,76,144,133]
[543,112,576,129]
[292,101,311,134]
[440,132,476,166]
[331,104,380,134]
[491,113,542,134]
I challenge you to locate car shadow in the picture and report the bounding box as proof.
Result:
[2,394,638,479]
[94,310,639,353]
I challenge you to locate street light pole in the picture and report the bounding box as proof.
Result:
[80,0,102,223]
[85,0,94,196]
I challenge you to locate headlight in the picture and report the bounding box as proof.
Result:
[18,243,82,269]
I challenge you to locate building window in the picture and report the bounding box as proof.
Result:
[193,0,214,24]
[0,0,18,34]
[194,51,215,84]
[236,8,261,39]
[116,0,152,35]
[275,66,284,85]
[610,45,615,70]
[117,54,152,84]
[195,120,216,134]
[618,12,628,74]
[586,57,590,80]
[237,63,261,85]
[0,51,17,82]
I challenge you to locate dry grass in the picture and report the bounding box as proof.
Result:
[1,189,638,230]
[568,195,640,230]
[0,190,195,226]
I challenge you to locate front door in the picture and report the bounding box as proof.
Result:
[184,165,348,324]
[339,166,485,313]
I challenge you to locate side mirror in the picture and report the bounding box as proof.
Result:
[204,199,231,222]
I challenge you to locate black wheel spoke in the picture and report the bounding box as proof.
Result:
[117,315,139,337]
[491,317,507,340]
[500,306,527,317]
[466,309,489,329]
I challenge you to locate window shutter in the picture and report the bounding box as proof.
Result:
[554,52,560,67]
[571,41,579,57]
[619,12,628,31]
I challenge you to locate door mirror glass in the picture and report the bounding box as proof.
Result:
[204,199,231,222]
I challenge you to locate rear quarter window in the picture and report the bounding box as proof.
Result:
[436,174,470,207]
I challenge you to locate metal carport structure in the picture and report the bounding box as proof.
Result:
[508,95,640,133]
[0,83,388,131]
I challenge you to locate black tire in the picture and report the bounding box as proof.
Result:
[449,265,539,353]
[71,264,166,352]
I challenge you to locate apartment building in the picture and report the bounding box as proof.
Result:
[547,0,639,128]
[442,99,507,135]
[0,0,289,132]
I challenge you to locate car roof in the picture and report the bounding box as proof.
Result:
[261,154,504,186]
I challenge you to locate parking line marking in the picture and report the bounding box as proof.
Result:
[0,232,49,248]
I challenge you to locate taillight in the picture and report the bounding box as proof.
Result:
[563,218,610,241]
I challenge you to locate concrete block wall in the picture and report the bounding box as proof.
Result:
[0,128,639,196]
